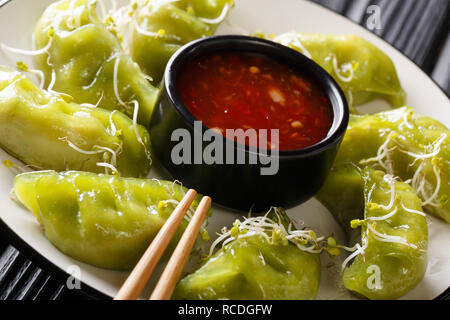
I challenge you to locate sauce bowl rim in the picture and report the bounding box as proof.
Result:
[164,34,349,158]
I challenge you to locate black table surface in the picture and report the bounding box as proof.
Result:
[0,0,449,300]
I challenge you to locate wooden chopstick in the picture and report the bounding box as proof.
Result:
[114,189,198,300]
[149,196,211,300]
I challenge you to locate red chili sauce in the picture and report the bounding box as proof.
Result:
[177,52,333,151]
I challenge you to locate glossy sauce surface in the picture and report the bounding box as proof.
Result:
[177,52,333,150]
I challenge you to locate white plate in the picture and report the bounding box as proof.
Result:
[0,0,449,299]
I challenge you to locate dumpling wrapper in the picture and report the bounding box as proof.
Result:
[33,0,160,125]
[174,209,321,300]
[127,0,234,84]
[318,165,428,300]
[13,171,210,270]
[0,66,151,178]
[335,106,450,222]
[265,32,406,109]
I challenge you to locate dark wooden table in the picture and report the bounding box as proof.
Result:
[0,0,449,300]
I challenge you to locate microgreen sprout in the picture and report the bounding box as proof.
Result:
[197,2,231,25]
[207,207,330,257]
[326,247,341,257]
[187,6,195,15]
[16,61,28,71]
[44,68,74,101]
[134,21,182,41]
[143,74,153,82]
[366,223,421,251]
[47,68,56,92]
[377,174,397,211]
[103,0,145,46]
[401,203,426,217]
[65,0,82,30]
[58,137,122,175]
[340,240,368,272]
[400,133,447,166]
[111,55,152,164]
[80,91,104,108]
[332,54,355,83]
[273,32,312,59]
[339,167,428,272]
[358,126,446,209]
[112,54,131,113]
[2,159,29,175]
[367,207,398,222]
[156,179,210,241]
[419,158,441,207]
[341,199,426,272]
[360,131,398,174]
[130,100,152,164]
[325,236,341,257]
[399,109,414,130]
[0,27,54,56]
[366,131,447,208]
[350,219,366,229]
[104,14,120,38]
[108,109,119,136]
[16,61,45,89]
[96,162,119,175]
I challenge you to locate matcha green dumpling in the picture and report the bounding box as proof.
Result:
[33,0,160,125]
[0,66,151,178]
[264,32,405,109]
[335,106,450,222]
[13,171,210,270]
[123,0,234,84]
[174,208,322,300]
[318,165,428,299]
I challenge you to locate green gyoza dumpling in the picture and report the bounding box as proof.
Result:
[318,165,428,300]
[335,106,450,222]
[267,32,405,108]
[0,66,150,177]
[13,170,210,270]
[174,208,321,300]
[125,0,234,83]
[33,0,160,125]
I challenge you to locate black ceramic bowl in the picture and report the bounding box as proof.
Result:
[150,35,349,212]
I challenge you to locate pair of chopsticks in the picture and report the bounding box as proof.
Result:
[114,189,211,300]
